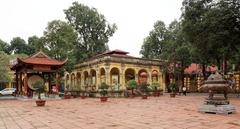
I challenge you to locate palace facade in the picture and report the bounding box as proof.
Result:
[65,50,166,92]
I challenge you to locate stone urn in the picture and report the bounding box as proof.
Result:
[198,72,236,114]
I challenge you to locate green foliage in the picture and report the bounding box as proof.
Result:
[64,2,117,62]
[0,51,11,82]
[28,36,45,54]
[9,37,34,55]
[99,82,109,96]
[151,82,160,90]
[43,20,77,61]
[181,0,240,71]
[32,81,45,99]
[0,39,10,54]
[169,83,176,93]
[139,82,150,94]
[140,20,192,87]
[140,21,169,59]
[128,80,137,89]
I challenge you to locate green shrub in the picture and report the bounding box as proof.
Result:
[32,81,45,99]
[99,82,109,96]
[128,80,137,90]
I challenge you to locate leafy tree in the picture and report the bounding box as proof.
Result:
[28,36,45,54]
[0,51,11,82]
[43,20,77,60]
[140,21,169,59]
[181,0,240,74]
[162,20,192,87]
[64,2,117,62]
[0,39,10,54]
[140,20,192,87]
[9,37,34,55]
[42,20,78,74]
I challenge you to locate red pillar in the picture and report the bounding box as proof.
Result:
[24,73,28,96]
[56,72,59,92]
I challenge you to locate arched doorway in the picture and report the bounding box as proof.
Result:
[83,71,89,86]
[76,72,81,89]
[100,68,106,83]
[90,69,96,87]
[110,67,120,90]
[125,68,135,85]
[71,73,75,89]
[138,69,148,84]
[152,70,158,82]
[65,74,70,90]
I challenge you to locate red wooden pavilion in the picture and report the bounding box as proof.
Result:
[11,50,66,97]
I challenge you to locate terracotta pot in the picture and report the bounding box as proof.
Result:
[170,93,176,98]
[100,96,108,102]
[153,91,160,97]
[142,95,148,99]
[64,95,71,99]
[36,100,46,106]
[81,96,86,99]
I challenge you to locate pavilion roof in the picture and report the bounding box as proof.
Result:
[92,49,131,59]
[11,50,67,70]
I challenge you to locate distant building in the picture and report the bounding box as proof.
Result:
[65,49,166,92]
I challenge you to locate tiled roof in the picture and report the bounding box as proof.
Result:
[18,57,65,66]
[11,51,66,71]
[106,49,129,55]
[91,49,130,59]
[18,50,66,66]
[184,63,217,74]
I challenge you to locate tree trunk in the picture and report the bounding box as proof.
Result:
[38,92,41,100]
[202,64,206,79]
[223,54,227,75]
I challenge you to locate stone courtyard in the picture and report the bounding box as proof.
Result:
[0,95,239,129]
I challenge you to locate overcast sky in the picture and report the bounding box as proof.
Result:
[0,0,182,57]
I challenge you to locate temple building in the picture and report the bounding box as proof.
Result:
[65,50,165,92]
[11,50,66,97]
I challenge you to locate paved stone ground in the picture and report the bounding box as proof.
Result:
[0,95,239,129]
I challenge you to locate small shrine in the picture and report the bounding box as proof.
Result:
[11,50,66,97]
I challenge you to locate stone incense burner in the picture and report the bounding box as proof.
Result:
[198,72,236,114]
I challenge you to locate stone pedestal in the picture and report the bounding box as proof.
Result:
[198,104,236,114]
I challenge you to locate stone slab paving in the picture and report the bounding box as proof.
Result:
[0,95,239,129]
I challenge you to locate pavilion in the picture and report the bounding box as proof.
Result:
[11,50,66,97]
[65,49,166,92]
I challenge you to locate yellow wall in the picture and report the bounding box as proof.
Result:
[65,62,165,92]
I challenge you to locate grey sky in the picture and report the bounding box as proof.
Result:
[0,0,182,57]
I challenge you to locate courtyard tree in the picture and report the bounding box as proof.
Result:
[43,20,78,73]
[43,20,77,60]
[140,21,170,59]
[64,2,117,62]
[28,35,45,54]
[181,0,240,74]
[9,37,34,55]
[0,51,11,83]
[140,20,192,88]
[161,20,192,89]
[0,39,10,54]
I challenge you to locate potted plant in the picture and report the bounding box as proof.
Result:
[151,82,160,97]
[99,82,109,102]
[127,80,137,98]
[80,85,87,99]
[169,83,176,97]
[139,82,149,99]
[64,85,71,99]
[32,81,46,106]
